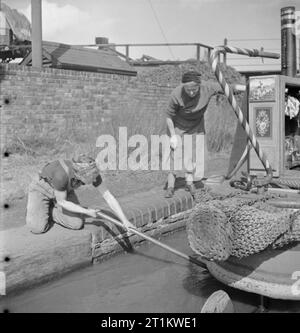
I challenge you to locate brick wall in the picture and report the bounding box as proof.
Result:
[0,64,174,151]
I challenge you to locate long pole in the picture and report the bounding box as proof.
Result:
[223,38,228,64]
[95,210,207,269]
[31,0,42,68]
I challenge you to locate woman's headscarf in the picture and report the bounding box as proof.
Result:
[181,70,201,84]
[72,154,99,185]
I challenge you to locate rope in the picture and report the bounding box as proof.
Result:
[210,46,278,187]
[187,198,297,261]
[271,178,300,190]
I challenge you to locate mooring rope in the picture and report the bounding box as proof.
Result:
[210,46,280,187]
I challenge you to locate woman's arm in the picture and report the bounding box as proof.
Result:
[166,117,179,150]
[54,190,98,217]
[166,117,176,137]
[97,183,136,229]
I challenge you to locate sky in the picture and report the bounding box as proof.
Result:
[3,0,300,70]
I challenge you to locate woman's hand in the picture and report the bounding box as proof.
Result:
[85,208,100,218]
[123,220,136,230]
[170,135,178,150]
[122,220,137,236]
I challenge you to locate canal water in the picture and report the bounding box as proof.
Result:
[1,230,300,313]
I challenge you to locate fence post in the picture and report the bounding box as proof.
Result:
[125,45,129,62]
[196,44,200,62]
[223,38,228,64]
[207,48,211,62]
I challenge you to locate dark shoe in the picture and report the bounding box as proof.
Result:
[185,183,196,196]
[165,187,175,198]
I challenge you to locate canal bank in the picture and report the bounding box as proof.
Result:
[1,186,195,296]
[1,153,235,298]
[1,181,300,313]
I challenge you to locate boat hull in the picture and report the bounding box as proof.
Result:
[207,243,300,300]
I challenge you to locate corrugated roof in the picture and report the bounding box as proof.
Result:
[21,41,137,76]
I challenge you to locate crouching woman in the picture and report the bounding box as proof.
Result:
[26,154,135,234]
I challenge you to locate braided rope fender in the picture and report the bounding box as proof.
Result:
[210,46,279,186]
[271,178,300,190]
[186,199,295,260]
[272,212,300,249]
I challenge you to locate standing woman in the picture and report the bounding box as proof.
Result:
[165,70,244,198]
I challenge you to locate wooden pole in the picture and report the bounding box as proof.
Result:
[196,44,200,62]
[125,45,129,62]
[95,210,207,269]
[207,48,211,62]
[223,38,228,64]
[31,0,43,68]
